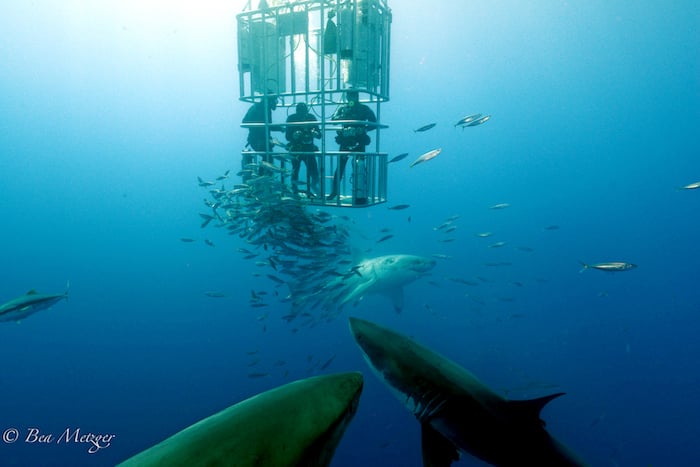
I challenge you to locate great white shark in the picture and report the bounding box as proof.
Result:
[0,284,69,323]
[118,372,363,466]
[349,318,587,466]
[292,254,435,314]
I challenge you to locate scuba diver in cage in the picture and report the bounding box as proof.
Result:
[285,102,321,196]
[327,90,377,202]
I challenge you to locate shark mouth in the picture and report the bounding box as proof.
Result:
[371,362,448,425]
[407,260,437,274]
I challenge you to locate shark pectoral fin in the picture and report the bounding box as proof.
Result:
[420,423,460,467]
[343,277,376,306]
[387,287,405,313]
[508,392,566,425]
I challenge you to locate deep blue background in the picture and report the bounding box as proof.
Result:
[1,1,698,466]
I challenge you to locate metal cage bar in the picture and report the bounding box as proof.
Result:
[237,0,391,208]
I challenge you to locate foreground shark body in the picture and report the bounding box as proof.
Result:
[296,254,435,314]
[0,286,68,323]
[118,372,363,467]
[349,318,587,466]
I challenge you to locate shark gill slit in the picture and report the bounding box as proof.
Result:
[412,389,447,423]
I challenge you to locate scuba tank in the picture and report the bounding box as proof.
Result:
[353,156,368,205]
[323,12,338,55]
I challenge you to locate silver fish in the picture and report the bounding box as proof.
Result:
[413,123,436,133]
[389,153,409,163]
[197,176,215,187]
[579,261,637,272]
[409,148,442,168]
[464,115,491,127]
[377,234,394,244]
[454,113,482,127]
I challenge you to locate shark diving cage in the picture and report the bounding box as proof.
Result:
[237,0,392,207]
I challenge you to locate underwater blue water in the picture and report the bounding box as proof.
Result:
[1,1,698,465]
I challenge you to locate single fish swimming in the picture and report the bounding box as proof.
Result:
[197,176,215,187]
[414,123,437,133]
[409,148,442,168]
[389,153,409,163]
[376,234,394,244]
[0,284,69,323]
[579,261,637,273]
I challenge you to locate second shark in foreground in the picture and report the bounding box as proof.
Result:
[349,317,587,466]
[118,372,363,467]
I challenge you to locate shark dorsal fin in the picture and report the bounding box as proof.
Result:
[508,392,566,424]
[26,289,38,295]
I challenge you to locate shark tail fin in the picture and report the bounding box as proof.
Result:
[578,261,589,273]
[508,392,566,426]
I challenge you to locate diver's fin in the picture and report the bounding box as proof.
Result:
[507,392,566,424]
[421,423,460,467]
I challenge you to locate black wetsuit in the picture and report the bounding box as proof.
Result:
[285,110,320,192]
[243,101,275,152]
[329,102,376,199]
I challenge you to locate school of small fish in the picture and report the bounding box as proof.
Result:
[182,108,700,387]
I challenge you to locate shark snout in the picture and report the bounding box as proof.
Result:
[348,317,385,360]
[348,317,372,347]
